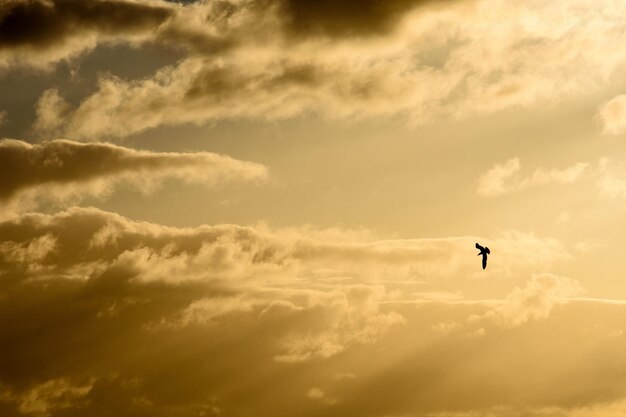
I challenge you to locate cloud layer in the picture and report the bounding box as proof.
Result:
[4,2,626,416]
[0,0,174,69]
[17,0,626,138]
[0,138,267,213]
[0,207,623,416]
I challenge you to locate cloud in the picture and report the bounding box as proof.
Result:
[477,158,590,197]
[0,207,408,354]
[0,0,174,69]
[476,158,521,197]
[278,0,460,38]
[477,156,626,200]
[519,164,591,189]
[0,0,459,68]
[30,0,626,138]
[273,285,406,362]
[306,387,336,405]
[0,206,567,357]
[1,207,624,416]
[2,378,94,417]
[581,157,626,199]
[596,95,626,135]
[489,273,582,327]
[0,207,569,288]
[0,207,411,414]
[595,158,626,199]
[0,138,267,212]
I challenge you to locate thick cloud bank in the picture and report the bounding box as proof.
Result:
[22,0,626,138]
[1,208,623,417]
[0,0,174,68]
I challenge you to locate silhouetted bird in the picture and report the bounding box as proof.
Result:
[475,243,490,270]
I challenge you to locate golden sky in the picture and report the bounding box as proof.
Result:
[3,0,626,416]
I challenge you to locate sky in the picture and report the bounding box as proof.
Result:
[3,0,626,416]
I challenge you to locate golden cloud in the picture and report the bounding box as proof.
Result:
[488,273,583,328]
[0,207,623,416]
[476,156,626,200]
[477,158,590,197]
[0,0,175,69]
[26,0,626,139]
[0,138,267,214]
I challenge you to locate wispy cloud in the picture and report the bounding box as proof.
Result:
[595,158,626,198]
[489,273,582,328]
[596,94,626,135]
[477,158,589,197]
[0,207,621,416]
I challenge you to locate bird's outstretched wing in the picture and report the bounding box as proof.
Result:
[482,254,488,270]
[476,242,485,251]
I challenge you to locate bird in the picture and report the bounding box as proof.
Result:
[475,243,490,270]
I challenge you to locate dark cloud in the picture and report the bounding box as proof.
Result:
[279,0,451,38]
[0,0,173,50]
